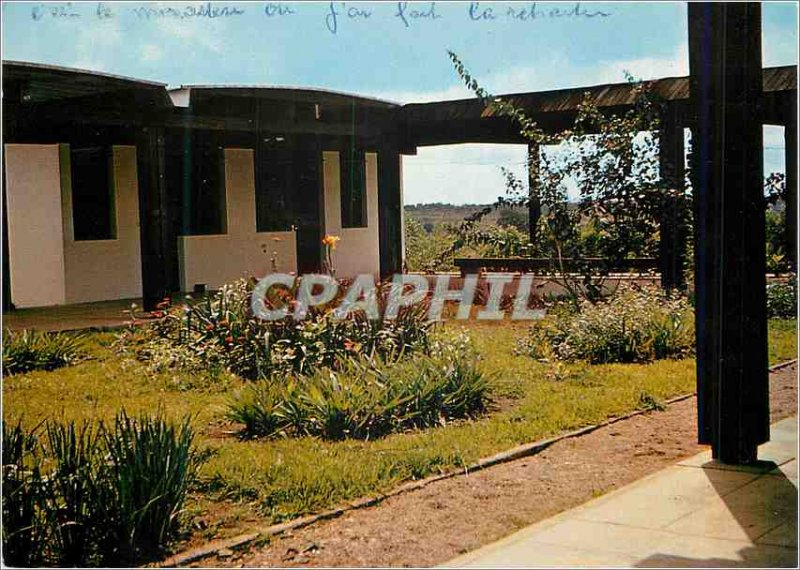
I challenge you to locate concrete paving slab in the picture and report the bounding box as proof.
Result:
[639,543,797,568]
[442,539,643,568]
[677,455,785,474]
[769,459,797,480]
[771,416,798,439]
[756,440,797,467]
[757,519,798,549]
[575,466,757,529]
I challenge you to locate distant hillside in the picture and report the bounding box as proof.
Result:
[404,202,579,230]
[404,203,500,227]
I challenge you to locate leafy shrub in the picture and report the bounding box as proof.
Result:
[228,335,489,440]
[637,390,666,412]
[766,275,797,319]
[0,413,204,566]
[103,412,204,560]
[2,420,45,566]
[3,329,86,375]
[519,285,694,364]
[404,215,535,273]
[42,421,106,565]
[121,278,435,381]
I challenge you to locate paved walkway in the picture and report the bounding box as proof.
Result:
[444,416,798,568]
[2,299,142,332]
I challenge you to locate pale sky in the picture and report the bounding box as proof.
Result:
[3,1,797,204]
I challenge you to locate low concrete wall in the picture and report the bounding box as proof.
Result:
[60,145,143,304]
[411,272,663,300]
[322,150,380,278]
[177,148,297,291]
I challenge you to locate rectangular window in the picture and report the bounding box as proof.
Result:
[340,148,367,228]
[256,138,296,232]
[70,146,116,241]
[182,141,227,235]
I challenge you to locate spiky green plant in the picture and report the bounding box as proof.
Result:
[2,420,45,567]
[1,414,204,566]
[228,335,489,441]
[3,329,87,375]
[102,411,202,561]
[41,420,106,566]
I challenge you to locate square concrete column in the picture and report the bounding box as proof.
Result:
[527,143,541,248]
[658,103,687,290]
[688,3,770,464]
[136,126,171,311]
[785,98,797,271]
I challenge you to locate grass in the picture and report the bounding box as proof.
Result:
[3,320,797,541]
[769,318,798,365]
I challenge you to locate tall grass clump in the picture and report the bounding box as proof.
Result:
[519,284,694,364]
[228,334,490,440]
[103,412,202,559]
[0,413,204,566]
[42,421,106,565]
[2,420,45,566]
[120,278,436,381]
[2,329,86,375]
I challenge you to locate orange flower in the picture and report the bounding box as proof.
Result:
[321,234,341,249]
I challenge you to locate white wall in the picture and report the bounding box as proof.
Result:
[178,148,297,291]
[60,145,143,304]
[4,144,67,308]
[322,151,380,277]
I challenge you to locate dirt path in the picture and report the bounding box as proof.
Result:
[201,362,797,568]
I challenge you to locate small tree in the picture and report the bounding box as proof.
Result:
[764,171,790,273]
[445,51,690,303]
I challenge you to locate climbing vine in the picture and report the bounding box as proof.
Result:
[442,50,692,302]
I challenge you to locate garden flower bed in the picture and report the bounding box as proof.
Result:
[2,279,796,564]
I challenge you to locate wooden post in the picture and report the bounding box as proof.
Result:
[378,144,403,277]
[785,97,797,271]
[688,3,769,464]
[136,127,170,311]
[527,143,541,248]
[658,104,686,290]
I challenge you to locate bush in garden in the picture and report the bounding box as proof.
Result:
[519,284,694,364]
[3,329,87,375]
[0,413,204,566]
[766,275,797,319]
[122,278,436,381]
[228,334,489,440]
[2,421,45,567]
[41,421,107,566]
[102,412,204,561]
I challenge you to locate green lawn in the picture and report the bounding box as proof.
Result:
[3,319,796,536]
[769,318,798,365]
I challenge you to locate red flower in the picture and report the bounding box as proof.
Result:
[225,336,234,344]
[205,324,214,332]
[151,311,164,318]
